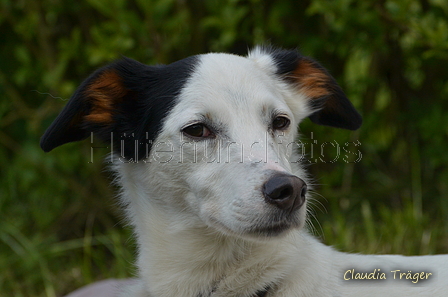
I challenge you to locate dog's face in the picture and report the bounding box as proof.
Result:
[155,52,308,238]
[40,47,361,239]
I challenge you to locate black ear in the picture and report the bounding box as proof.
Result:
[270,49,362,130]
[40,58,147,153]
[41,56,197,159]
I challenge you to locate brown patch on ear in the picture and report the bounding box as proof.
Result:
[285,55,362,130]
[84,70,127,124]
[291,59,332,99]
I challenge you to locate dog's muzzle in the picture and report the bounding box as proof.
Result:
[263,174,307,212]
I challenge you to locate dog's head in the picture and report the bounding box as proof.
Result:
[41,47,361,239]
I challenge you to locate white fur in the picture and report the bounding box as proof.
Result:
[103,51,447,296]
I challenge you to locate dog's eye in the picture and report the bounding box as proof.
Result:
[272,116,290,130]
[182,123,213,139]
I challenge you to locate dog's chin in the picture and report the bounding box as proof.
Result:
[247,223,295,238]
[225,220,304,241]
[205,210,306,241]
[243,210,306,239]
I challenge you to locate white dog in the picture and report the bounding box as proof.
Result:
[41,47,447,297]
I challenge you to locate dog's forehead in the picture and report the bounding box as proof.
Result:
[194,52,274,86]
[171,53,289,122]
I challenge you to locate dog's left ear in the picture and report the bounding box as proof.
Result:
[251,48,362,130]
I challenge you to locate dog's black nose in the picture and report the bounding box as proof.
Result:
[263,174,307,212]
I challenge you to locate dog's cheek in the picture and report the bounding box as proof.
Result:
[193,165,267,225]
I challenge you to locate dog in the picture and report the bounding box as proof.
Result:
[41,46,447,297]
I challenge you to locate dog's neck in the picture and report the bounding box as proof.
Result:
[132,206,287,296]
[119,167,338,297]
[116,164,335,297]
[118,175,289,296]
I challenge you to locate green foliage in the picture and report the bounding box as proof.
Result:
[1,0,447,296]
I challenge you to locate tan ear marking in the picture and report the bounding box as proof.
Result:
[84,70,127,124]
[292,59,331,99]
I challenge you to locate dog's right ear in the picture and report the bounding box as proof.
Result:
[41,56,196,159]
[40,58,149,152]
